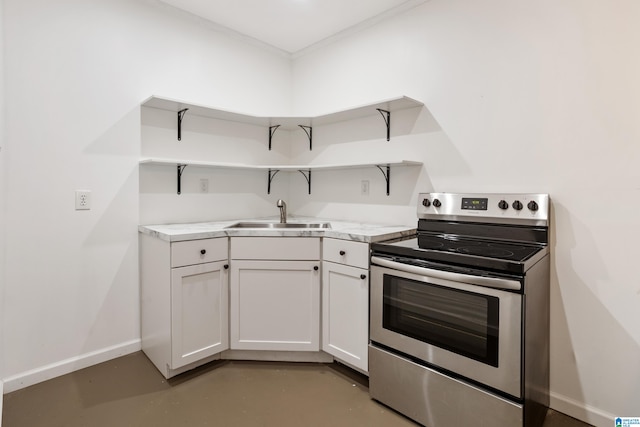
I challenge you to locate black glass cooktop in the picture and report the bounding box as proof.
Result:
[417,234,542,262]
[371,234,547,275]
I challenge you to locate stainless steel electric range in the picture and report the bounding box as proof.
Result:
[369,192,550,427]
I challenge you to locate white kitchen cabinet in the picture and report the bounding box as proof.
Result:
[322,238,370,373]
[171,260,228,368]
[229,237,321,351]
[140,234,229,378]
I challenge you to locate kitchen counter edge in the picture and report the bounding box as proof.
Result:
[138,218,416,244]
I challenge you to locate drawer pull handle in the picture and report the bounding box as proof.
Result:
[314,266,319,271]
[339,250,346,256]
[360,274,367,280]
[200,249,206,255]
[224,264,229,270]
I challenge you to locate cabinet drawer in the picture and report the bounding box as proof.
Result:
[171,238,228,268]
[230,237,320,260]
[323,238,369,269]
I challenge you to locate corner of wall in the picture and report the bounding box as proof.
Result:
[1,2,7,425]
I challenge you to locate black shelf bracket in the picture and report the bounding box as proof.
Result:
[376,164,391,196]
[268,125,281,150]
[267,169,280,194]
[177,108,189,141]
[376,109,391,141]
[177,164,187,195]
[298,169,312,194]
[298,125,313,150]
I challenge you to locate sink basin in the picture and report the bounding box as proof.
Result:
[225,222,331,229]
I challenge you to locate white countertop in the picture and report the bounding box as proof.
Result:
[139,216,416,243]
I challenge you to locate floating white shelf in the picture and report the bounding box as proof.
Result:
[142,95,423,130]
[139,158,421,171]
[139,158,423,195]
[141,94,424,195]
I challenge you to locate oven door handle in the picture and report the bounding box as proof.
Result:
[370,256,522,291]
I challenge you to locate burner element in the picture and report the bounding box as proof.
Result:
[457,246,515,258]
[488,243,527,251]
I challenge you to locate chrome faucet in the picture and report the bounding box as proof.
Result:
[277,199,287,223]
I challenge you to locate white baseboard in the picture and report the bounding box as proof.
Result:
[2,339,141,394]
[551,391,616,427]
[0,379,4,427]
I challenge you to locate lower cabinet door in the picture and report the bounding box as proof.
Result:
[230,260,320,351]
[322,261,369,372]
[171,261,229,369]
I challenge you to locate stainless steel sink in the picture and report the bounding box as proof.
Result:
[225,222,331,229]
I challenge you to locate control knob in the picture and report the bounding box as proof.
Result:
[432,199,442,208]
[527,201,539,211]
[498,200,509,210]
[512,200,523,211]
[422,198,431,207]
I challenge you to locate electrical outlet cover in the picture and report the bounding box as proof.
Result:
[361,180,370,196]
[199,178,209,193]
[75,190,91,210]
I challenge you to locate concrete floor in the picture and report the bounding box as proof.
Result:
[2,351,593,427]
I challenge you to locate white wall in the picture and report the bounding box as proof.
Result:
[1,0,6,418]
[3,1,639,426]
[2,0,291,391]
[291,1,640,426]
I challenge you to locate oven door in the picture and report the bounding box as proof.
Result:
[370,256,522,398]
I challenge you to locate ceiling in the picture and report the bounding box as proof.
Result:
[158,0,428,55]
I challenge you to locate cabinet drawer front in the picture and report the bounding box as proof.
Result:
[323,238,369,269]
[230,237,320,260]
[171,238,228,268]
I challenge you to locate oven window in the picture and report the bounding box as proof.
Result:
[383,274,499,367]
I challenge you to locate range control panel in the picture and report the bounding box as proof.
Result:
[418,192,549,226]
